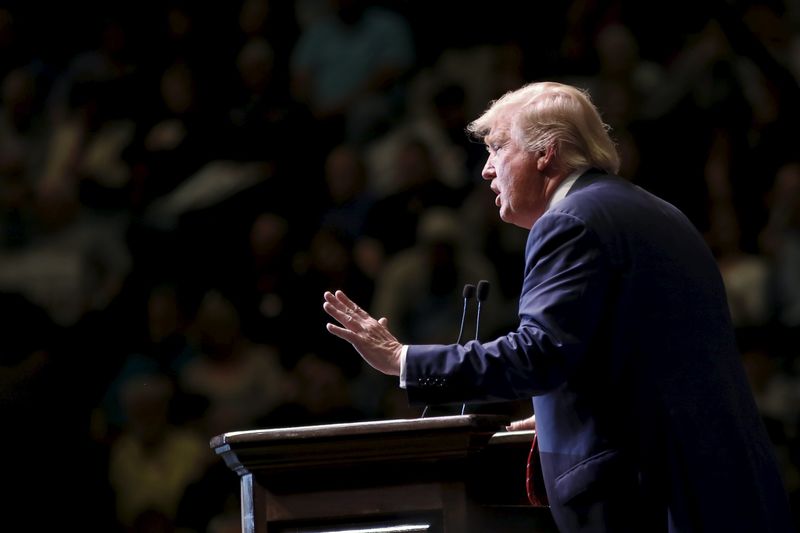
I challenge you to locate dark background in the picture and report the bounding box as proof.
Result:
[1,0,798,531]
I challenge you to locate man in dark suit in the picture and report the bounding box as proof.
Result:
[322,81,793,532]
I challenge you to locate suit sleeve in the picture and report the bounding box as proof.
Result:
[405,211,614,405]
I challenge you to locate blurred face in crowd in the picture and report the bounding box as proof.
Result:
[481,110,551,230]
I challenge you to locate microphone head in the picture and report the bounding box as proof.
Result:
[476,280,490,301]
[463,284,476,299]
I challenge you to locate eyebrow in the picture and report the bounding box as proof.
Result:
[484,130,507,146]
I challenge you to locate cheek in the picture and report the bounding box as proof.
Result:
[506,179,521,205]
[496,158,511,182]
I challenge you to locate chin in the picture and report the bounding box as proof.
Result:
[501,208,534,230]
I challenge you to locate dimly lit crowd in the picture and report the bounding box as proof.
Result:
[1,1,798,531]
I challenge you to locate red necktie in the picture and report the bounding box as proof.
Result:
[526,433,549,507]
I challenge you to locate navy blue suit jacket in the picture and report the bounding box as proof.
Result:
[405,171,793,532]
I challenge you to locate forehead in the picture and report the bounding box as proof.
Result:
[482,109,515,144]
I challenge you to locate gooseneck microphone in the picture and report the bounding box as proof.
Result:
[474,280,490,341]
[462,280,490,416]
[421,283,476,419]
[456,283,476,344]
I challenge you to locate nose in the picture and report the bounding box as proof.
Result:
[481,157,495,181]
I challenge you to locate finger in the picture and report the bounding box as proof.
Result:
[335,290,364,315]
[322,302,355,328]
[506,415,536,431]
[378,317,388,326]
[326,322,360,343]
[323,291,348,313]
[325,291,363,323]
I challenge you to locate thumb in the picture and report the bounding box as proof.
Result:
[378,317,388,326]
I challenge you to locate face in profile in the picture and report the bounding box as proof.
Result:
[481,115,547,230]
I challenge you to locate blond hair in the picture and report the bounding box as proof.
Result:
[467,81,620,174]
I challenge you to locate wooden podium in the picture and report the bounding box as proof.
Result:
[210,415,557,532]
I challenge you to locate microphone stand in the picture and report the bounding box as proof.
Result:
[461,280,490,416]
[421,284,475,419]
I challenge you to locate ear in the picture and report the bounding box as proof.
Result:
[536,145,556,171]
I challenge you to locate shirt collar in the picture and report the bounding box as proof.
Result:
[546,167,588,212]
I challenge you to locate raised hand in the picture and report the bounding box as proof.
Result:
[322,290,403,376]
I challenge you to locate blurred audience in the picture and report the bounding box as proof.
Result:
[178,289,289,436]
[0,1,798,530]
[370,206,507,344]
[762,162,800,330]
[108,373,209,530]
[98,282,198,439]
[290,0,415,145]
[318,143,376,241]
[360,136,466,271]
[124,60,219,210]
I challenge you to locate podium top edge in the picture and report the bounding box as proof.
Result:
[209,414,510,449]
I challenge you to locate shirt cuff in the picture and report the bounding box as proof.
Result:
[399,345,408,388]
